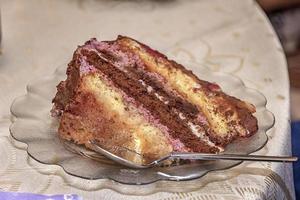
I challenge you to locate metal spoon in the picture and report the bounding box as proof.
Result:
[88,140,298,169]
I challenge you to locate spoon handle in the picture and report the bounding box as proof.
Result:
[170,152,298,162]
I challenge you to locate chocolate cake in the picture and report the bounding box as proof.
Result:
[52,36,258,164]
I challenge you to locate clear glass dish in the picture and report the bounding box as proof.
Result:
[9,62,274,193]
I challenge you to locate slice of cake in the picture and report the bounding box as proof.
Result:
[52,36,258,164]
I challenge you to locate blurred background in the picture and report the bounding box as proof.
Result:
[258,0,300,121]
[257,0,300,199]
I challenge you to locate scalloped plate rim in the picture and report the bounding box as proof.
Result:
[9,62,275,187]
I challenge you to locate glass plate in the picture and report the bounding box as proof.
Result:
[9,62,274,192]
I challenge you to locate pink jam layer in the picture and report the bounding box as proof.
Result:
[79,56,97,74]
[82,39,144,69]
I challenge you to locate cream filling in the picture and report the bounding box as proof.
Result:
[177,111,223,151]
[187,122,223,151]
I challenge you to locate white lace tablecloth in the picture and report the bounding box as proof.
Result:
[0,0,295,199]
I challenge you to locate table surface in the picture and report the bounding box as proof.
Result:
[0,0,295,199]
